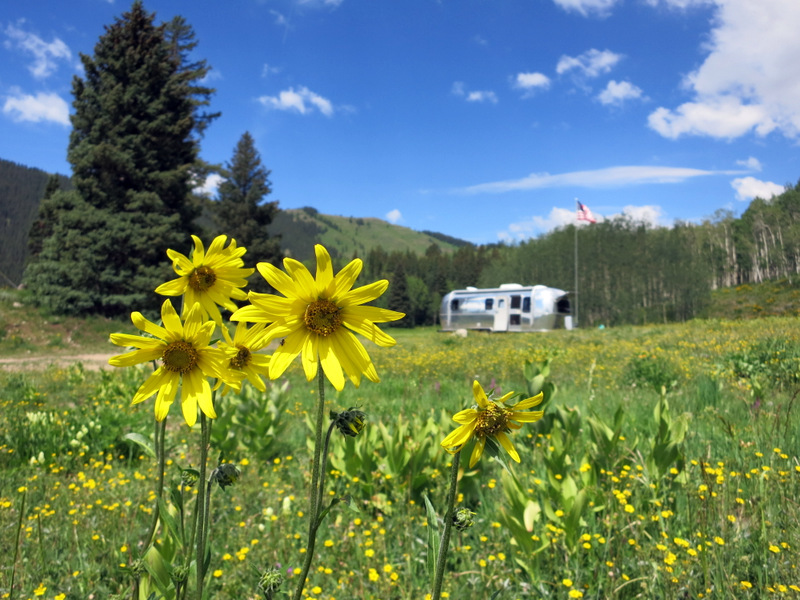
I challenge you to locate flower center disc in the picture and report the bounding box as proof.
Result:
[230,346,251,369]
[475,403,509,437]
[188,265,217,292]
[162,340,199,374]
[304,299,343,336]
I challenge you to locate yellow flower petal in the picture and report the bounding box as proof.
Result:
[495,431,520,463]
[511,392,544,410]
[472,380,489,408]
[469,436,487,467]
[441,421,477,451]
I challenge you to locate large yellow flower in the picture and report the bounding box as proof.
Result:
[155,234,254,324]
[218,321,272,392]
[109,300,235,427]
[231,244,404,391]
[441,380,544,468]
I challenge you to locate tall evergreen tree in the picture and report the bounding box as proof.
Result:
[387,261,412,327]
[25,2,216,316]
[214,132,282,290]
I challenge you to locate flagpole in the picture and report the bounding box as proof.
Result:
[574,198,579,328]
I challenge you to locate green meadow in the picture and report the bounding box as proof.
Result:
[2,313,800,599]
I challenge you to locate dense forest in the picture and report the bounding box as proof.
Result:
[0,159,69,287]
[359,181,800,328]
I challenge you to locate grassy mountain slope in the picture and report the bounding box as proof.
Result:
[267,207,469,261]
[702,277,800,319]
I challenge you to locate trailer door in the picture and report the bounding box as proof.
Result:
[493,297,509,331]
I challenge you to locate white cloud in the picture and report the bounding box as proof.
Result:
[736,156,762,171]
[298,0,344,6]
[386,209,402,224]
[498,203,666,240]
[644,0,713,7]
[459,165,739,194]
[616,204,666,226]
[2,89,69,125]
[258,86,334,116]
[556,49,622,77]
[467,90,498,104]
[731,177,785,201]
[597,80,644,105]
[648,0,800,140]
[194,173,224,198]
[551,0,621,17]
[261,63,281,78]
[452,81,498,104]
[513,72,550,96]
[648,97,774,139]
[270,10,289,28]
[4,21,71,79]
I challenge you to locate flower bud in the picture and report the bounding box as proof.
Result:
[452,507,476,531]
[211,463,241,491]
[181,467,200,488]
[330,407,366,437]
[258,567,284,599]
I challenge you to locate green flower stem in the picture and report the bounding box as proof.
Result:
[9,488,26,600]
[316,421,337,521]
[143,417,167,548]
[431,450,461,600]
[195,413,212,600]
[292,367,328,600]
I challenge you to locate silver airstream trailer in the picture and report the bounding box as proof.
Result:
[439,284,572,332]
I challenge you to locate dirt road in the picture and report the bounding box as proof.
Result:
[0,353,116,371]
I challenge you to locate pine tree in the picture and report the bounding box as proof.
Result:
[215,132,282,289]
[25,2,216,316]
[387,261,412,327]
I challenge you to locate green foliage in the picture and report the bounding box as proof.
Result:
[623,353,681,394]
[723,336,800,390]
[23,3,215,316]
[645,390,690,482]
[0,365,149,469]
[209,380,291,461]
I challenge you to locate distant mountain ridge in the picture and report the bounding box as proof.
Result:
[0,158,471,288]
[266,206,471,262]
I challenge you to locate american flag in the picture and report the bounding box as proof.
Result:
[576,200,597,223]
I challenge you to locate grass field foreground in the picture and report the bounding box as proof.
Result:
[1,316,800,599]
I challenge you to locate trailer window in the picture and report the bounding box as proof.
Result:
[522,297,531,313]
[510,314,521,325]
[510,295,521,309]
[485,298,494,310]
[450,299,460,311]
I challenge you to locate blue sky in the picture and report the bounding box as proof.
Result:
[2,0,799,245]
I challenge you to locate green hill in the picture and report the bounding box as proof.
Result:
[267,206,470,262]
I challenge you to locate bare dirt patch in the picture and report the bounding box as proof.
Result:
[0,352,116,371]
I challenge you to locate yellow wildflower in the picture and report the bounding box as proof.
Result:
[155,235,253,324]
[441,380,544,467]
[109,300,235,426]
[232,244,404,390]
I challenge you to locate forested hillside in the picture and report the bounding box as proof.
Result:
[361,181,800,327]
[0,158,69,287]
[5,144,798,328]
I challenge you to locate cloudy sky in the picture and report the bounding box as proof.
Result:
[1,0,798,244]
